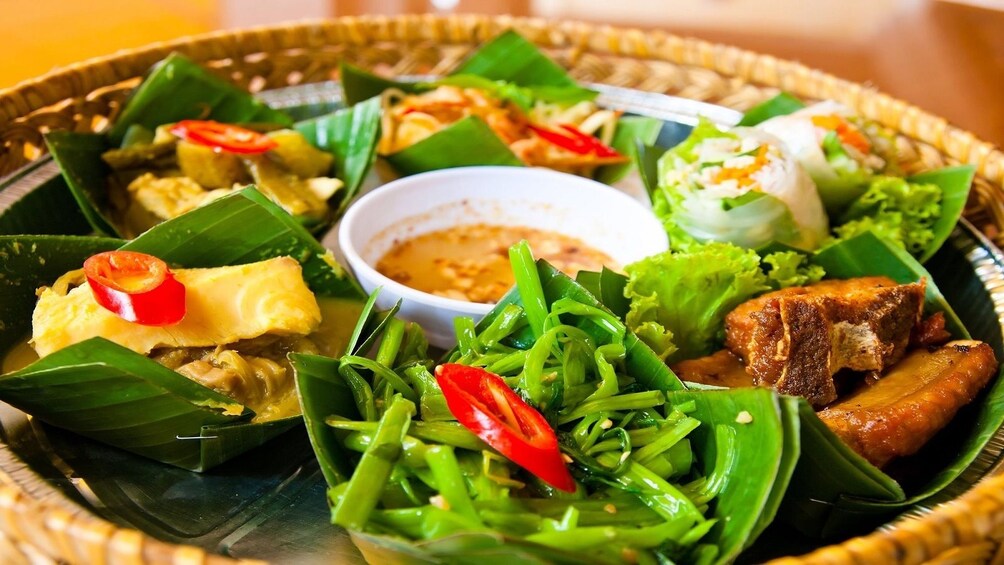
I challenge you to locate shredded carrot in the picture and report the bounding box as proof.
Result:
[713,144,769,187]
[812,114,872,154]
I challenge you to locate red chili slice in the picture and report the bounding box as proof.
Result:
[169,120,278,154]
[528,123,624,159]
[435,363,576,492]
[83,251,186,326]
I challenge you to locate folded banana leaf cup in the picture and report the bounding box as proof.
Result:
[578,228,1004,540]
[339,30,661,182]
[0,187,365,471]
[41,53,381,238]
[294,255,807,564]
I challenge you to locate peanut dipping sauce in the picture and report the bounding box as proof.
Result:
[375,224,617,304]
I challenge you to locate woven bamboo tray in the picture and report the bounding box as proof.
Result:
[2,13,1004,565]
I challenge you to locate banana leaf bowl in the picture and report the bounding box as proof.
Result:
[1,14,1004,565]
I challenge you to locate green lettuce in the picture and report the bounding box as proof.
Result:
[763,251,825,290]
[624,242,769,363]
[832,176,941,256]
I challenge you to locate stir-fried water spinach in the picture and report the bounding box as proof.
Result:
[294,242,794,564]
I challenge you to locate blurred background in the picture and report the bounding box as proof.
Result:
[4,0,1002,145]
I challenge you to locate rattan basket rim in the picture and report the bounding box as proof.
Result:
[1,13,1004,565]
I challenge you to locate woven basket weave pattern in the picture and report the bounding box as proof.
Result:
[1,13,1004,565]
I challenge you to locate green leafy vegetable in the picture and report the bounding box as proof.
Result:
[623,243,769,363]
[762,251,826,289]
[294,244,798,563]
[833,176,941,256]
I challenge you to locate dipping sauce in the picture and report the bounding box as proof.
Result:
[376,224,617,303]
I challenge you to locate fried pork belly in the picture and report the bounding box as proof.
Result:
[818,341,997,467]
[724,277,925,407]
[672,350,754,388]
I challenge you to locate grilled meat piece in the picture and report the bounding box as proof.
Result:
[724,277,925,407]
[910,311,952,348]
[818,341,997,467]
[672,350,754,388]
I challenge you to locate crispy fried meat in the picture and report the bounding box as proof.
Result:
[818,341,997,467]
[671,350,753,388]
[724,277,925,407]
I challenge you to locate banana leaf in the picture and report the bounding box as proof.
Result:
[595,116,663,185]
[666,388,793,564]
[575,267,629,319]
[106,52,292,145]
[635,141,666,203]
[0,235,123,354]
[0,188,365,471]
[751,396,801,541]
[736,93,806,127]
[340,62,427,107]
[44,131,120,236]
[291,353,358,486]
[813,230,968,338]
[385,116,524,176]
[341,30,590,106]
[0,162,92,236]
[912,166,976,263]
[293,96,383,212]
[453,30,584,92]
[780,398,905,538]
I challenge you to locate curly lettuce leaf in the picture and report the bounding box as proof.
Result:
[762,251,825,290]
[624,242,769,363]
[832,176,941,256]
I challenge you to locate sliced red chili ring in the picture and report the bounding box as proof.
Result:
[435,363,576,492]
[558,124,622,158]
[169,120,278,154]
[527,123,624,159]
[83,251,186,326]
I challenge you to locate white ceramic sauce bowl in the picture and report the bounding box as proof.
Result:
[338,166,669,348]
